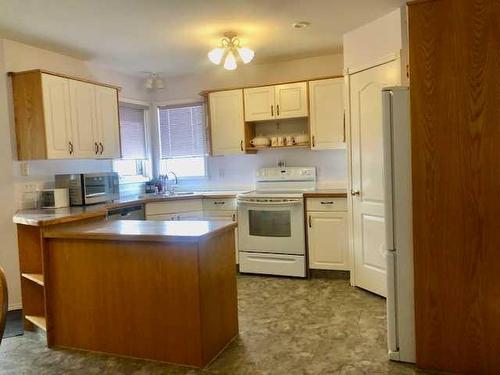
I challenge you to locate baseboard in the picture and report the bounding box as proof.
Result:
[309,269,350,280]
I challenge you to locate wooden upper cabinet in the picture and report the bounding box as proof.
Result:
[208,90,246,156]
[309,78,345,150]
[243,82,308,122]
[10,70,121,160]
[274,82,308,119]
[243,86,275,121]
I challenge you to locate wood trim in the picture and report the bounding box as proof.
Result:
[406,0,436,6]
[8,69,122,91]
[302,192,348,198]
[199,75,343,97]
[345,52,401,75]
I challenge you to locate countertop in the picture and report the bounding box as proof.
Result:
[43,219,238,243]
[13,188,347,227]
[13,190,248,227]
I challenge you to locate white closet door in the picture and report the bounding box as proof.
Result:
[349,58,401,297]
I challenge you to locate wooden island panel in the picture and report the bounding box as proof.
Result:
[43,221,238,368]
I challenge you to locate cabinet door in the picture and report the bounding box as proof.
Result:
[275,82,308,119]
[94,85,121,159]
[308,211,348,270]
[41,74,73,159]
[69,80,99,158]
[309,78,345,150]
[209,90,245,155]
[176,211,204,220]
[243,86,275,121]
[203,211,239,264]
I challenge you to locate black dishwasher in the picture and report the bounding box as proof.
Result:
[107,205,145,220]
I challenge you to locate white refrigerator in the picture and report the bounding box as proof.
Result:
[382,86,416,363]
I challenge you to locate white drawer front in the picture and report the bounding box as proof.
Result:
[307,197,347,212]
[202,198,236,211]
[145,199,202,215]
[203,210,237,221]
[239,252,306,277]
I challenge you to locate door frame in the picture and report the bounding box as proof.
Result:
[344,52,403,288]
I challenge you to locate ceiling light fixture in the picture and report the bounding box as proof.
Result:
[292,21,311,29]
[208,32,254,70]
[145,73,165,90]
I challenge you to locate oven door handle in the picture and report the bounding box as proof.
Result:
[237,200,302,206]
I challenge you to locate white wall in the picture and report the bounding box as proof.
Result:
[153,53,347,190]
[0,38,150,310]
[343,8,403,71]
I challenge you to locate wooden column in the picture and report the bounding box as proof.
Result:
[408,0,500,372]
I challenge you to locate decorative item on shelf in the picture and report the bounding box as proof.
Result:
[286,135,296,146]
[271,136,278,147]
[294,133,310,145]
[250,135,271,147]
[145,73,165,90]
[277,136,285,147]
[208,32,255,71]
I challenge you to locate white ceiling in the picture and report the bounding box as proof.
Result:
[0,0,401,77]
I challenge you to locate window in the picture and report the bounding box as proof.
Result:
[158,103,207,178]
[113,104,149,182]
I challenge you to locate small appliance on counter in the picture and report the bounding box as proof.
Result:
[39,188,70,209]
[55,172,119,206]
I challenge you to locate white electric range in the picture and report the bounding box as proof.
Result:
[237,167,316,278]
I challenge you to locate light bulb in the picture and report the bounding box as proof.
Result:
[154,77,165,89]
[238,47,254,64]
[208,48,224,65]
[223,51,237,70]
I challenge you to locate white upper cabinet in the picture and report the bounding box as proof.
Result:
[243,86,275,121]
[209,89,245,156]
[243,82,308,122]
[309,78,345,150]
[69,80,99,158]
[94,85,121,159]
[12,70,121,160]
[41,74,74,159]
[275,82,308,119]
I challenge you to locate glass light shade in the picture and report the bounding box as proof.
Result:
[154,77,165,89]
[238,47,254,64]
[208,47,224,65]
[145,77,154,89]
[223,51,237,70]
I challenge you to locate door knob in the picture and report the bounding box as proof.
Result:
[351,189,360,196]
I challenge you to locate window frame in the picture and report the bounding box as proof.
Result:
[113,99,152,184]
[155,100,209,180]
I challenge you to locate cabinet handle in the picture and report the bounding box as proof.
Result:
[240,140,244,151]
[277,104,280,116]
[343,111,346,143]
[68,141,74,155]
[312,135,315,148]
[94,142,99,155]
[232,213,236,221]
[271,105,274,117]
[99,142,104,155]
[351,189,360,196]
[308,215,312,228]
[214,201,226,205]
[320,201,335,205]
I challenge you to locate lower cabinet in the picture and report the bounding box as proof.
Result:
[147,211,204,221]
[307,198,349,271]
[203,210,239,264]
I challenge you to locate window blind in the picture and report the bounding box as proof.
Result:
[159,104,207,158]
[119,106,147,159]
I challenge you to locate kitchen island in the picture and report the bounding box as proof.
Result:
[31,219,239,368]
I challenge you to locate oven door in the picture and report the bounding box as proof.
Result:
[238,198,305,255]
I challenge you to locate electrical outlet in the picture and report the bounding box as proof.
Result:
[20,162,29,176]
[218,168,225,178]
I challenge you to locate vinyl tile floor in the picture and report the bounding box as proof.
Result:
[0,275,431,375]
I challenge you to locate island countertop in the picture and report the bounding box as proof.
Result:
[43,219,238,243]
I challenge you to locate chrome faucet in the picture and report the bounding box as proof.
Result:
[159,171,178,195]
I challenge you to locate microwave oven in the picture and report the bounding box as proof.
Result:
[39,188,70,209]
[55,172,119,206]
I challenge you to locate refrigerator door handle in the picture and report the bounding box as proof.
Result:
[386,250,399,359]
[382,90,395,251]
